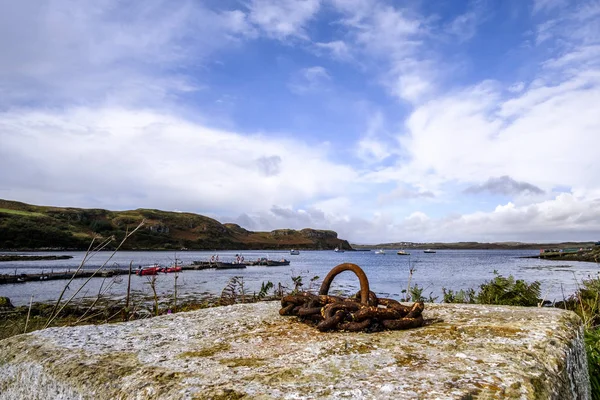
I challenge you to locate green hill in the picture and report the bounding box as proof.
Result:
[0,199,351,251]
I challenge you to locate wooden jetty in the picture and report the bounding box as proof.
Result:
[0,269,128,285]
[0,262,218,285]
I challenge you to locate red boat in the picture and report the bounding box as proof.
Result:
[136,265,162,276]
[160,266,182,273]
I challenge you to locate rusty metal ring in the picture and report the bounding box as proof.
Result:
[318,263,370,305]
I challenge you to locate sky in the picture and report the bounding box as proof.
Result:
[1,0,600,244]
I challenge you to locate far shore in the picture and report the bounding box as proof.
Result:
[0,254,73,262]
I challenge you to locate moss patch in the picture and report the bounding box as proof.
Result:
[193,388,249,400]
[394,352,427,367]
[220,357,265,368]
[320,340,378,357]
[178,342,232,358]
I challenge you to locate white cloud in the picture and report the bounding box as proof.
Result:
[389,69,600,191]
[378,187,435,205]
[323,193,600,244]
[533,0,568,14]
[246,0,321,40]
[464,176,544,196]
[355,111,395,163]
[445,1,488,42]
[288,66,331,94]
[0,1,253,108]
[314,40,351,60]
[329,2,435,104]
[2,0,600,245]
[0,107,356,215]
[508,82,525,93]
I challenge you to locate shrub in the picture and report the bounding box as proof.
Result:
[476,270,541,307]
[585,328,600,400]
[442,288,476,304]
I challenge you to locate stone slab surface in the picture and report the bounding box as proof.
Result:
[0,302,591,399]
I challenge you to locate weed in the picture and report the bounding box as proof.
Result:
[476,270,541,307]
[442,288,476,304]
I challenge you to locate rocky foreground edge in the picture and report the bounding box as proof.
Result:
[0,302,591,399]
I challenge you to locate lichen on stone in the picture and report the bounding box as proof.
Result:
[0,301,592,399]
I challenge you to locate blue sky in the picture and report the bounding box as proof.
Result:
[1,0,600,244]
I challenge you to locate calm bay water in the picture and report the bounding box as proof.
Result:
[1,249,599,306]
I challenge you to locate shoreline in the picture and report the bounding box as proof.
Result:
[522,251,600,263]
[0,255,73,262]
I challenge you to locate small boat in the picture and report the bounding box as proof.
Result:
[374,249,385,255]
[136,264,162,276]
[215,262,247,270]
[247,257,291,266]
[160,266,182,273]
[397,250,411,256]
[423,249,436,253]
[334,247,345,253]
[267,259,290,266]
[290,249,300,255]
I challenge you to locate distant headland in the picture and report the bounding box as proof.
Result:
[0,199,350,251]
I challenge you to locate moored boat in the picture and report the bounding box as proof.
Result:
[247,257,291,266]
[397,250,410,256]
[423,249,436,253]
[266,259,290,266]
[160,266,182,273]
[136,264,162,276]
[375,249,385,254]
[334,247,345,253]
[290,249,300,255]
[215,262,247,269]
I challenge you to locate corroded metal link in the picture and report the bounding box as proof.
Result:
[339,318,372,332]
[352,306,403,322]
[279,303,295,316]
[318,295,344,304]
[406,302,425,318]
[280,263,425,332]
[297,307,323,317]
[282,293,316,305]
[382,315,424,330]
[378,298,412,315]
[319,263,370,305]
[321,302,361,320]
[317,310,347,331]
[352,290,379,307]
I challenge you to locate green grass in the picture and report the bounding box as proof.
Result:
[0,208,45,217]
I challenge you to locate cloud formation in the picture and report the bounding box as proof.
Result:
[288,66,331,94]
[247,0,321,40]
[465,176,545,196]
[1,0,600,244]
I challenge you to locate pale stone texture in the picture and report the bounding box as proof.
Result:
[0,302,591,399]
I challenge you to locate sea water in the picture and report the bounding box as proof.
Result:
[1,249,599,306]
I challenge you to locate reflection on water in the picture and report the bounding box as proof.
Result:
[1,249,599,306]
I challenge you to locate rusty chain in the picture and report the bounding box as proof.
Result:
[280,263,425,332]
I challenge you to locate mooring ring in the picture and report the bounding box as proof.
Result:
[318,263,370,305]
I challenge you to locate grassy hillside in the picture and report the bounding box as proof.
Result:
[0,199,350,251]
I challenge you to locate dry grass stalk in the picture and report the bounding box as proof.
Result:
[125,261,133,321]
[45,221,145,328]
[148,275,159,316]
[24,295,34,334]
